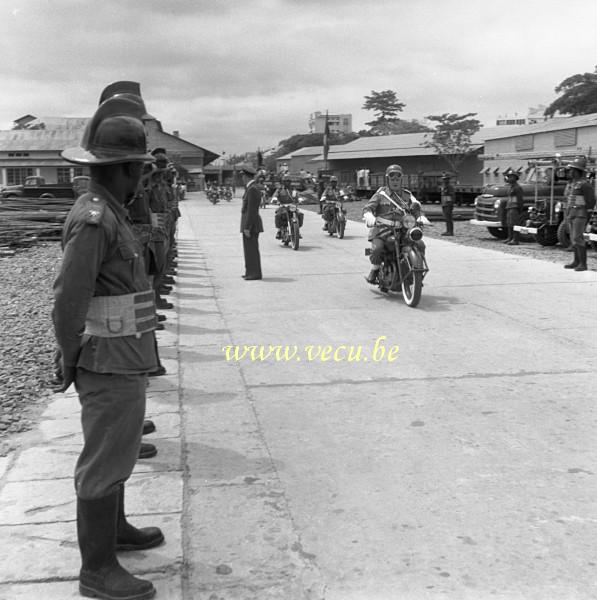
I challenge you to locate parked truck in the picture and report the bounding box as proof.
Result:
[0,175,90,199]
[470,164,567,240]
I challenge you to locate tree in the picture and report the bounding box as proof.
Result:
[362,89,406,131]
[423,112,481,175]
[544,66,597,117]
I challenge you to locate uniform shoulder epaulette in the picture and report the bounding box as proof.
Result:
[83,195,107,225]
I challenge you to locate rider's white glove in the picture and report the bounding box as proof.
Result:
[363,212,376,227]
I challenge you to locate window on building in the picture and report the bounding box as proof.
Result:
[554,129,577,147]
[57,167,72,183]
[74,167,83,177]
[514,135,534,151]
[7,168,34,185]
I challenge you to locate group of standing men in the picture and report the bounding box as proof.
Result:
[52,81,180,600]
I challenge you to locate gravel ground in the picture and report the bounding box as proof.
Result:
[0,242,61,453]
[304,199,581,267]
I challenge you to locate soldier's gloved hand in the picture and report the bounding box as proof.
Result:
[243,228,251,238]
[363,212,376,227]
[53,366,75,393]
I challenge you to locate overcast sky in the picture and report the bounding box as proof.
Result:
[1,0,596,157]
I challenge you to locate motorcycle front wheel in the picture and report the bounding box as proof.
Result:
[337,219,345,239]
[291,220,300,250]
[400,254,423,308]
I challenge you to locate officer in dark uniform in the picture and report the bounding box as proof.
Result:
[440,172,455,236]
[54,94,163,600]
[240,166,265,279]
[503,168,524,245]
[564,156,596,271]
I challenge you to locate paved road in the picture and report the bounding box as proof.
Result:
[1,191,597,599]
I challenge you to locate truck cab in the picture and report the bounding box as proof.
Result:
[470,164,566,240]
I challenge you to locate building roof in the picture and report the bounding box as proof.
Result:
[277,146,324,161]
[311,126,525,161]
[0,128,84,151]
[483,112,597,140]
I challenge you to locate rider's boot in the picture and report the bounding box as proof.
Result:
[276,228,282,240]
[365,267,379,285]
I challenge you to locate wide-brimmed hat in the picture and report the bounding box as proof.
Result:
[62,96,155,166]
[98,80,150,119]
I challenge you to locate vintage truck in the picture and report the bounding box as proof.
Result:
[470,164,568,240]
[0,175,90,199]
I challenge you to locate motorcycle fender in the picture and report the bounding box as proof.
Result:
[403,246,424,270]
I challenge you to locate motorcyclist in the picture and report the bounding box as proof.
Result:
[362,163,424,284]
[320,176,343,231]
[272,174,303,239]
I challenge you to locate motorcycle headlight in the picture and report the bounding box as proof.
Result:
[554,201,562,213]
[408,227,423,242]
[402,214,416,228]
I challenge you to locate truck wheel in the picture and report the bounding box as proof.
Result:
[488,227,508,239]
[557,221,571,249]
[536,226,558,246]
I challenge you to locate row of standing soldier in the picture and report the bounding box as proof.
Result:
[52,81,180,600]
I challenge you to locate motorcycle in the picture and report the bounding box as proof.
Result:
[224,187,233,202]
[207,187,219,205]
[278,203,303,250]
[365,210,429,308]
[326,195,348,239]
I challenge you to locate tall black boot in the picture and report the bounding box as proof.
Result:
[77,493,155,599]
[116,484,164,552]
[564,248,579,269]
[575,246,588,271]
[509,230,520,245]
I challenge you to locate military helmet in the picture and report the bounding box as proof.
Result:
[503,168,520,180]
[385,164,403,178]
[98,81,150,119]
[62,96,155,166]
[568,156,587,173]
[152,152,169,170]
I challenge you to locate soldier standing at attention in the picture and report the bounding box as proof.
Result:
[240,166,265,280]
[503,168,524,245]
[54,93,163,600]
[440,172,455,236]
[564,156,595,271]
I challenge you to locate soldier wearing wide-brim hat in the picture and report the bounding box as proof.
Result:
[563,156,596,271]
[54,93,161,600]
[502,167,524,245]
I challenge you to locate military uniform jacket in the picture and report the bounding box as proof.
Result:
[53,182,158,374]
[565,179,596,219]
[505,182,524,211]
[363,186,419,241]
[320,186,341,203]
[274,187,295,205]
[240,180,264,233]
[440,183,455,206]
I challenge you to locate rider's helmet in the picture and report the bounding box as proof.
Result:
[330,176,338,187]
[255,168,267,183]
[503,167,519,180]
[385,164,403,179]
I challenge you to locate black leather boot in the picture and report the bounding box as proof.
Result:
[116,484,164,552]
[564,248,579,269]
[142,420,155,435]
[138,442,157,459]
[575,246,588,271]
[77,493,155,599]
[365,268,379,284]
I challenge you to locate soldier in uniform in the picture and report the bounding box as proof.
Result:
[440,172,455,236]
[240,166,265,280]
[503,168,524,245]
[362,164,423,284]
[564,156,595,271]
[53,94,163,600]
[319,175,342,231]
[272,173,303,239]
